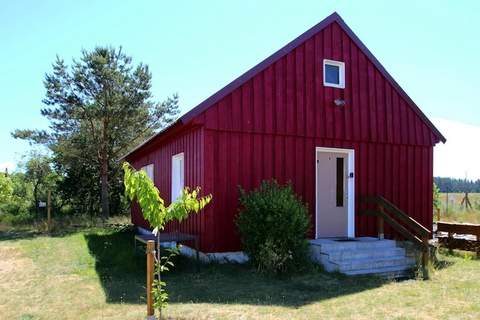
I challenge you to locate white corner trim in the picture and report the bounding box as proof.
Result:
[323,59,345,89]
[315,147,355,238]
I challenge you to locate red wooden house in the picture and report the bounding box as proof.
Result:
[124,12,445,253]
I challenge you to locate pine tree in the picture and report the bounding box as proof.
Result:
[13,47,179,217]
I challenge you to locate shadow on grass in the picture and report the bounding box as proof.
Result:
[0,222,130,242]
[0,229,43,241]
[84,228,146,304]
[433,259,455,270]
[84,229,400,308]
[0,228,94,241]
[437,247,479,260]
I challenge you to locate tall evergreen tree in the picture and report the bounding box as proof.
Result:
[13,47,179,217]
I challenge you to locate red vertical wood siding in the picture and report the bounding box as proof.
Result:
[129,20,438,252]
[203,133,433,251]
[194,22,434,251]
[129,127,217,252]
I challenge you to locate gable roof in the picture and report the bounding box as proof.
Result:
[124,12,445,159]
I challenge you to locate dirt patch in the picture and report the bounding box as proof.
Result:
[0,245,29,274]
[0,244,38,318]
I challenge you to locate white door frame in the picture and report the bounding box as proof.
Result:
[315,147,355,238]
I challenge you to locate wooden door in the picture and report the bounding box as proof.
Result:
[316,151,348,237]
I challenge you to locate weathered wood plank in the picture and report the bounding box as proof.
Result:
[437,222,480,237]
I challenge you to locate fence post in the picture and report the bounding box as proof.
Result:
[377,204,385,240]
[47,190,52,233]
[476,231,480,259]
[422,235,429,280]
[146,240,155,320]
[447,231,453,254]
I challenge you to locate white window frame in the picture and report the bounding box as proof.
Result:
[171,153,184,202]
[323,59,345,89]
[142,164,154,182]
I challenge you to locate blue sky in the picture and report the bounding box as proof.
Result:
[1,1,479,178]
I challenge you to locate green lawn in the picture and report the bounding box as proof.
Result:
[1,226,479,320]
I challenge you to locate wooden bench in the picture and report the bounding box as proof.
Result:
[134,231,200,265]
[436,221,480,255]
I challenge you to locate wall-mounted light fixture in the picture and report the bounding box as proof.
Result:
[334,99,346,107]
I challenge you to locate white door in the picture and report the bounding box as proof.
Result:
[316,148,354,238]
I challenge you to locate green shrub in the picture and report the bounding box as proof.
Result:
[0,211,34,225]
[236,180,310,274]
[0,196,34,225]
[433,183,441,212]
[0,173,13,202]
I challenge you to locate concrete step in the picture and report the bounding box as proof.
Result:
[320,255,415,273]
[310,238,397,253]
[336,256,416,272]
[343,264,414,277]
[309,237,417,278]
[327,247,406,261]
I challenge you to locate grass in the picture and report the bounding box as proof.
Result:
[438,193,480,224]
[1,226,480,320]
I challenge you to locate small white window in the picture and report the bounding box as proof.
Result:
[171,153,184,202]
[323,59,345,89]
[142,164,154,182]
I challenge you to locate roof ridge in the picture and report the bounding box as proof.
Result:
[179,11,341,123]
[124,12,445,159]
[178,11,444,142]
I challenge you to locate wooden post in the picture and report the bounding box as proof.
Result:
[447,231,453,254]
[446,192,449,214]
[377,204,385,239]
[422,235,429,280]
[146,240,155,320]
[477,232,480,259]
[47,190,52,233]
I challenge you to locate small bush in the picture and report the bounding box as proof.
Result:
[236,180,310,274]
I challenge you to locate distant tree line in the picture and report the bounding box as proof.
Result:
[434,177,480,193]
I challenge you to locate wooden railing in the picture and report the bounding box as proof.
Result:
[360,196,431,279]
